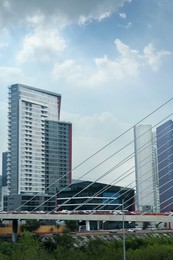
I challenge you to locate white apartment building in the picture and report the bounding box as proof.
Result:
[134,125,160,212]
[7,84,72,200]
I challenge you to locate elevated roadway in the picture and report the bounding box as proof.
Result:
[0,213,173,223]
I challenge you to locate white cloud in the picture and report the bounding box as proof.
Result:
[91,40,171,82]
[124,22,132,29]
[0,66,24,84]
[62,111,133,183]
[52,59,84,83]
[115,40,171,73]
[118,21,132,29]
[16,27,67,63]
[98,12,112,21]
[52,40,140,87]
[62,111,123,159]
[52,39,170,88]
[79,11,112,26]
[119,12,126,19]
[52,60,76,77]
[0,0,129,29]
[0,42,8,49]
[143,44,171,72]
[114,39,137,57]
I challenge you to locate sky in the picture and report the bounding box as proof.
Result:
[0,0,173,185]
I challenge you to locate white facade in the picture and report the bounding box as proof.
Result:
[7,84,71,197]
[134,125,160,212]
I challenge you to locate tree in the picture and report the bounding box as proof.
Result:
[0,241,15,258]
[55,233,75,249]
[13,231,47,260]
[64,220,79,232]
[42,237,56,252]
[20,219,41,232]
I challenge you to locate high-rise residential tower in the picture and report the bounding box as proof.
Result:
[2,152,8,186]
[5,84,72,211]
[156,120,173,212]
[134,125,160,212]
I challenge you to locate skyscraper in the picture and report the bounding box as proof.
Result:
[5,84,72,211]
[134,125,160,212]
[2,152,8,186]
[156,120,173,212]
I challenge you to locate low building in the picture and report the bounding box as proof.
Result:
[56,181,135,212]
[56,181,135,230]
[3,194,56,212]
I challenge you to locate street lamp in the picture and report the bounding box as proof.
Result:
[122,199,126,260]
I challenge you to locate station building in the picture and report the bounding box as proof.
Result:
[56,181,135,212]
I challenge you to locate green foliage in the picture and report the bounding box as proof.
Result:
[20,219,41,232]
[109,238,122,249]
[0,241,15,257]
[42,237,56,252]
[62,226,71,234]
[144,236,173,246]
[1,231,173,259]
[0,254,8,260]
[125,237,147,250]
[127,244,173,260]
[53,246,88,260]
[12,231,50,260]
[85,238,108,257]
[64,220,79,232]
[55,233,75,248]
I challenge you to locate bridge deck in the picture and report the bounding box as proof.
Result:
[0,213,173,223]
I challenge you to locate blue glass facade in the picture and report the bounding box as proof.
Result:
[156,120,173,212]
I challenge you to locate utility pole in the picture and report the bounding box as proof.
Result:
[122,199,126,260]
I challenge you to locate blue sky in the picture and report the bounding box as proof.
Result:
[0,0,173,182]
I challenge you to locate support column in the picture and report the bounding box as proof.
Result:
[97,221,100,230]
[86,220,90,231]
[12,220,18,242]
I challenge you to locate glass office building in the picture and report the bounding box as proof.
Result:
[57,181,135,212]
[156,120,173,212]
[6,84,72,210]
